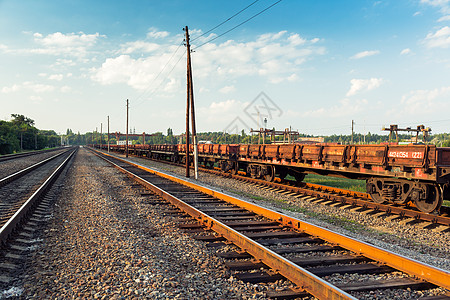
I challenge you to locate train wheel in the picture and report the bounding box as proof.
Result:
[230,163,238,175]
[264,166,275,182]
[370,193,386,204]
[366,179,386,204]
[277,168,288,180]
[414,184,443,213]
[294,173,305,182]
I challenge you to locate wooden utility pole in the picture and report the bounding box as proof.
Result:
[107,116,110,152]
[351,120,354,144]
[100,123,103,146]
[126,99,129,158]
[185,26,198,179]
[184,27,190,178]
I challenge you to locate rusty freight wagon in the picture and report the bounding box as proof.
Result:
[94,143,450,213]
[236,144,450,213]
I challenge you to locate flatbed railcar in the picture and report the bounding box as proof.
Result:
[95,143,450,213]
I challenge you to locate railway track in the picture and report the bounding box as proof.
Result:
[208,170,450,229]
[91,148,450,299]
[0,147,62,163]
[97,147,450,230]
[0,147,77,245]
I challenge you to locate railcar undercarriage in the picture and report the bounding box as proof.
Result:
[366,177,443,213]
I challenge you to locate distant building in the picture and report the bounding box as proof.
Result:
[296,137,324,144]
[117,140,132,145]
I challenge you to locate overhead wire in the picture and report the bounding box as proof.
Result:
[192,0,283,50]
[190,0,261,42]
[105,0,283,132]
[104,40,186,133]
[133,40,185,105]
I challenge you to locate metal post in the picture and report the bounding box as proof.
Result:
[351,120,354,144]
[100,123,102,147]
[107,116,110,152]
[126,99,129,158]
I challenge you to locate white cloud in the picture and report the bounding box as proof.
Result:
[413,11,422,16]
[53,58,76,67]
[421,0,450,22]
[119,41,160,54]
[192,31,324,83]
[49,74,64,81]
[398,86,450,114]
[31,31,103,57]
[438,14,450,21]
[92,30,325,91]
[91,53,183,92]
[60,86,71,93]
[421,0,450,11]
[301,98,369,118]
[198,99,249,124]
[29,95,43,103]
[400,48,411,55]
[424,26,450,48]
[350,50,380,59]
[147,27,170,39]
[23,82,55,93]
[1,82,55,93]
[1,84,21,93]
[287,33,306,46]
[346,78,384,96]
[219,85,235,94]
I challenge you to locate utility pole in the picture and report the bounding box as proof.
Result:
[351,120,354,144]
[184,27,190,178]
[96,127,98,146]
[100,123,103,147]
[126,99,129,158]
[185,26,198,179]
[107,116,110,152]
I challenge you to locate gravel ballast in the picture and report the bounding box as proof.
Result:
[2,148,449,299]
[2,148,282,299]
[116,152,450,273]
[0,149,68,180]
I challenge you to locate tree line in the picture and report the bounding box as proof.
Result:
[2,115,449,156]
[87,128,450,147]
[0,114,61,155]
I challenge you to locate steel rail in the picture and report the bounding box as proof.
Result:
[90,148,356,300]
[0,148,77,244]
[91,148,450,293]
[0,150,67,187]
[96,146,450,223]
[0,147,62,162]
[228,173,450,226]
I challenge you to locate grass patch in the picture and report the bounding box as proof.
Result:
[302,174,366,192]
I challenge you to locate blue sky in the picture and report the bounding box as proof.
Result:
[1,0,449,137]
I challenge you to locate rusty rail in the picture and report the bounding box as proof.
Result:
[0,148,77,244]
[91,148,450,294]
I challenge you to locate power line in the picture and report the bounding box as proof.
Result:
[191,0,261,42]
[131,50,186,113]
[133,40,184,104]
[193,0,283,50]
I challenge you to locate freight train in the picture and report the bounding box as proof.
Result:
[94,143,450,213]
